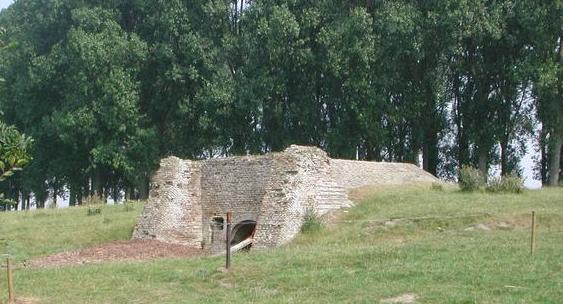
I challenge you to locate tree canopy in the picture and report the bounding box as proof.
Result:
[0,0,561,209]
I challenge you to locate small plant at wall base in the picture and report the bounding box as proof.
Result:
[301,208,323,233]
[458,165,486,192]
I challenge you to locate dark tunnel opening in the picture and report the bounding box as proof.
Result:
[230,220,256,250]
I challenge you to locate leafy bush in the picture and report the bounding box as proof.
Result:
[487,174,524,194]
[0,121,33,182]
[301,208,323,233]
[458,165,485,192]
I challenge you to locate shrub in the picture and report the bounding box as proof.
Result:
[500,175,524,193]
[487,174,524,194]
[458,165,485,192]
[301,208,323,233]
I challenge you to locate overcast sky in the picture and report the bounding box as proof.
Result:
[0,0,542,189]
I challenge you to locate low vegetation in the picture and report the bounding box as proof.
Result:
[458,165,486,192]
[459,166,525,194]
[1,186,562,303]
[486,174,525,194]
[300,208,323,234]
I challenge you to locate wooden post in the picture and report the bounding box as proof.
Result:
[226,212,232,270]
[6,257,15,304]
[530,211,536,255]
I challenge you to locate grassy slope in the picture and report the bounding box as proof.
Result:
[0,203,143,260]
[1,186,562,303]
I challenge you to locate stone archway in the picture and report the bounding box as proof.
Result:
[230,220,256,250]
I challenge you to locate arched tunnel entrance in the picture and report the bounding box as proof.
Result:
[230,220,256,251]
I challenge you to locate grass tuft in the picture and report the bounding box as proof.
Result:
[300,208,323,234]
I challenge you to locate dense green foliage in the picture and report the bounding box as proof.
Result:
[1,186,563,303]
[0,121,31,182]
[0,1,561,208]
[0,120,32,208]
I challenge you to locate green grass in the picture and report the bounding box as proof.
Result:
[0,202,143,261]
[1,186,563,303]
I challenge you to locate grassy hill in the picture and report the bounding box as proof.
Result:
[1,186,562,303]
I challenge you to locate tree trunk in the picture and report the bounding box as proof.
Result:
[422,130,439,176]
[540,126,549,184]
[128,185,136,200]
[500,140,508,176]
[15,192,20,211]
[548,135,562,186]
[77,185,83,205]
[37,196,46,209]
[93,169,103,199]
[138,175,149,200]
[89,177,94,198]
[112,181,119,204]
[453,74,470,170]
[478,148,488,182]
[52,187,57,208]
[240,0,244,25]
[549,37,563,186]
[69,186,76,207]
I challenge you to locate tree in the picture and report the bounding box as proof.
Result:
[1,0,561,208]
[519,1,563,186]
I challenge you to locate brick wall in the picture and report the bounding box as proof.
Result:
[132,157,203,248]
[132,146,438,252]
[199,155,273,252]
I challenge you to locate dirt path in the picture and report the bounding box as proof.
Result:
[29,240,208,268]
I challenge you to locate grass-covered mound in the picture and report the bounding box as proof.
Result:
[1,186,562,303]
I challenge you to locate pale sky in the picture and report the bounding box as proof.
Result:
[0,0,12,10]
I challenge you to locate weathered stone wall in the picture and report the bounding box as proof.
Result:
[133,146,438,252]
[253,146,352,248]
[199,155,273,252]
[132,157,203,248]
[330,159,438,190]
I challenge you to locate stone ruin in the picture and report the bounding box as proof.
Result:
[132,145,438,253]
